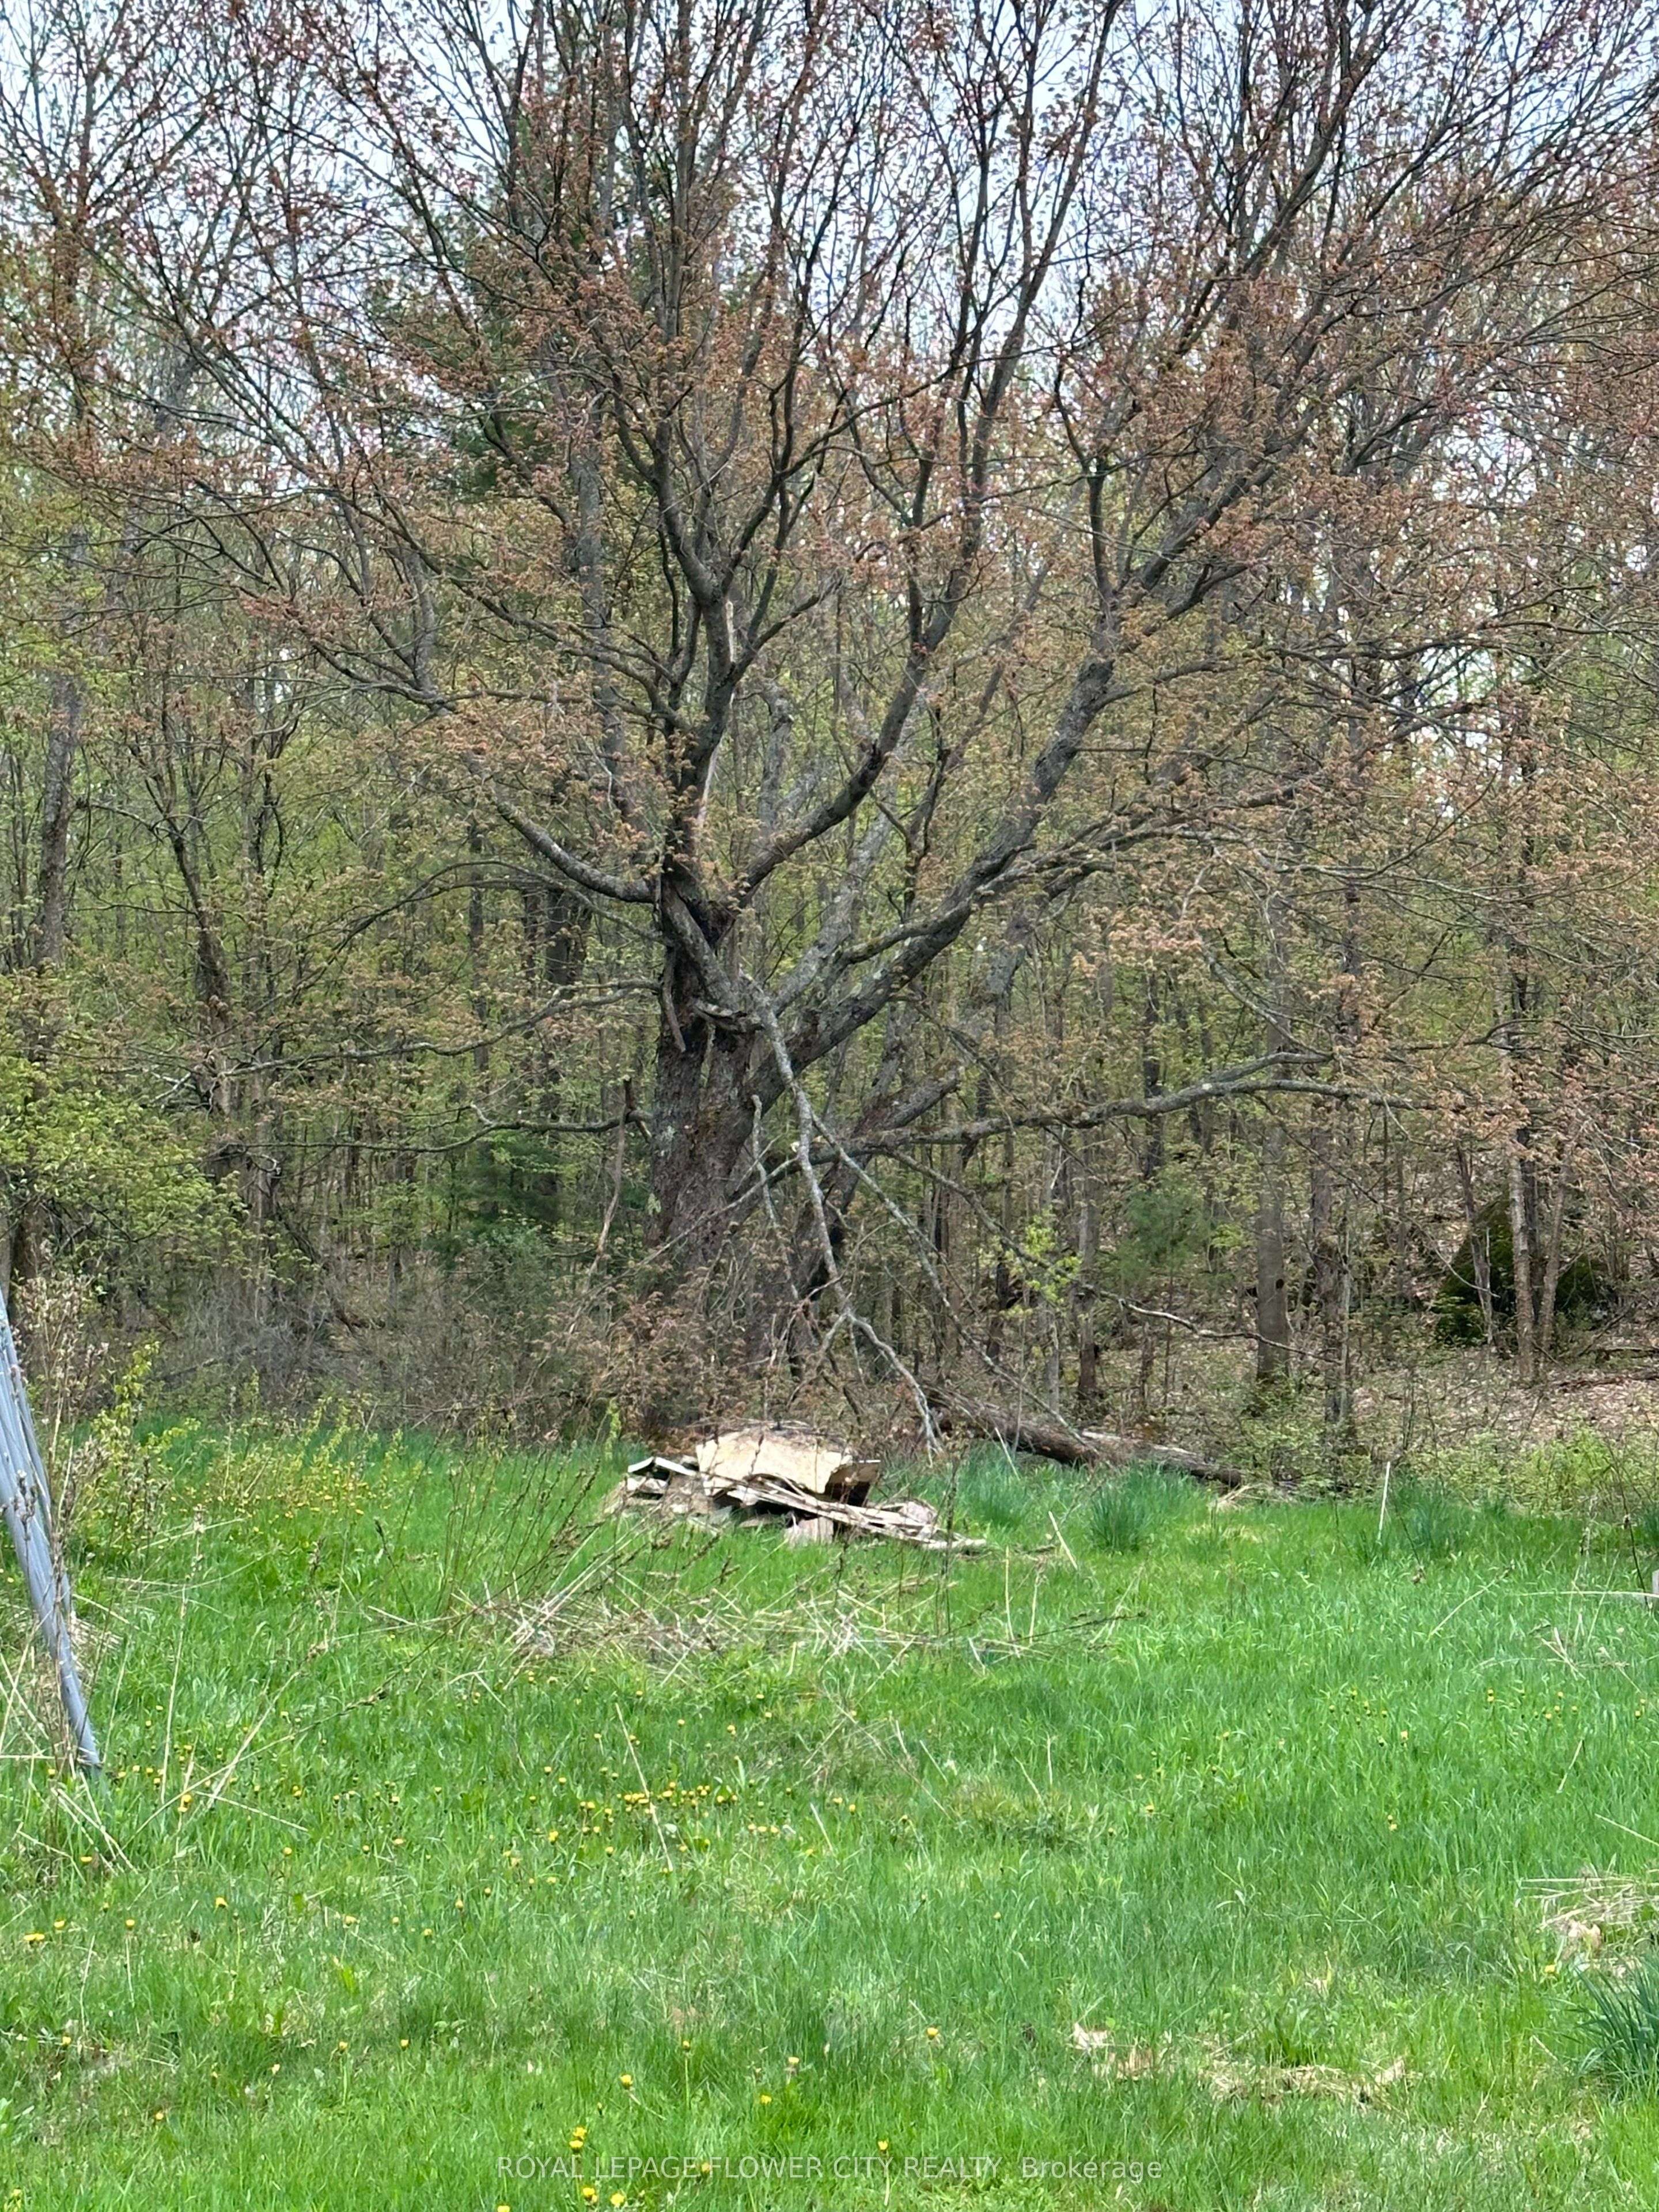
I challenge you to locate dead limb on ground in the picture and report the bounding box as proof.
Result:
[938,1397,1247,1487]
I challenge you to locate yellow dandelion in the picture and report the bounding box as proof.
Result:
[925,2026,940,2039]
[619,2071,633,2086]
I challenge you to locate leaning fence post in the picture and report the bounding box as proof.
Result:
[0,1299,99,1770]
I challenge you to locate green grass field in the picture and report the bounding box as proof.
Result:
[7,1425,1659,2207]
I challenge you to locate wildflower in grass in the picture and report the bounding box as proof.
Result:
[619,2073,633,2086]
[926,2027,940,2040]
[23,1932,43,1945]
[759,2092,771,2104]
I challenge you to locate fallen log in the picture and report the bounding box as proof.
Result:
[939,1399,1247,1488]
[1555,1367,1659,1391]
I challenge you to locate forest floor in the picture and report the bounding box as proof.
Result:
[6,1424,1659,2207]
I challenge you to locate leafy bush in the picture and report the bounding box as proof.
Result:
[0,976,237,1283]
[1581,1955,1659,2091]
[1084,1466,1191,1553]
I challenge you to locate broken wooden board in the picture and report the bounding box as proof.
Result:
[622,1451,981,1553]
[699,1467,982,1551]
[695,1425,880,1502]
[618,1457,723,1519]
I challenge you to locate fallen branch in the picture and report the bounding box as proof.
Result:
[939,1399,1247,1488]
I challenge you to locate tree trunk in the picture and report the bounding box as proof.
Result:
[1535,1135,1577,1366]
[1308,1103,1350,1437]
[1508,1138,1537,1384]
[1255,1116,1290,1385]
[1074,1183,1099,1413]
[1452,1141,1495,1346]
[35,667,81,969]
[646,964,755,1282]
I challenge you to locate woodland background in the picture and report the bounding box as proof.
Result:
[5,0,1659,1465]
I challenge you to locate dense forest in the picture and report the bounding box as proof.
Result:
[3,0,1659,1455]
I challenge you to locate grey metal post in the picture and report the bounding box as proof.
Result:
[0,1301,99,1770]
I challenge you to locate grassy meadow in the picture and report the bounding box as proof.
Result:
[5,1424,1659,2206]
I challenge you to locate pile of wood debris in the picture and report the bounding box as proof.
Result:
[616,1425,983,1552]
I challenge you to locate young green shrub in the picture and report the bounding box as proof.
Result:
[1581,1955,1659,2092]
[1083,1466,1191,1553]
